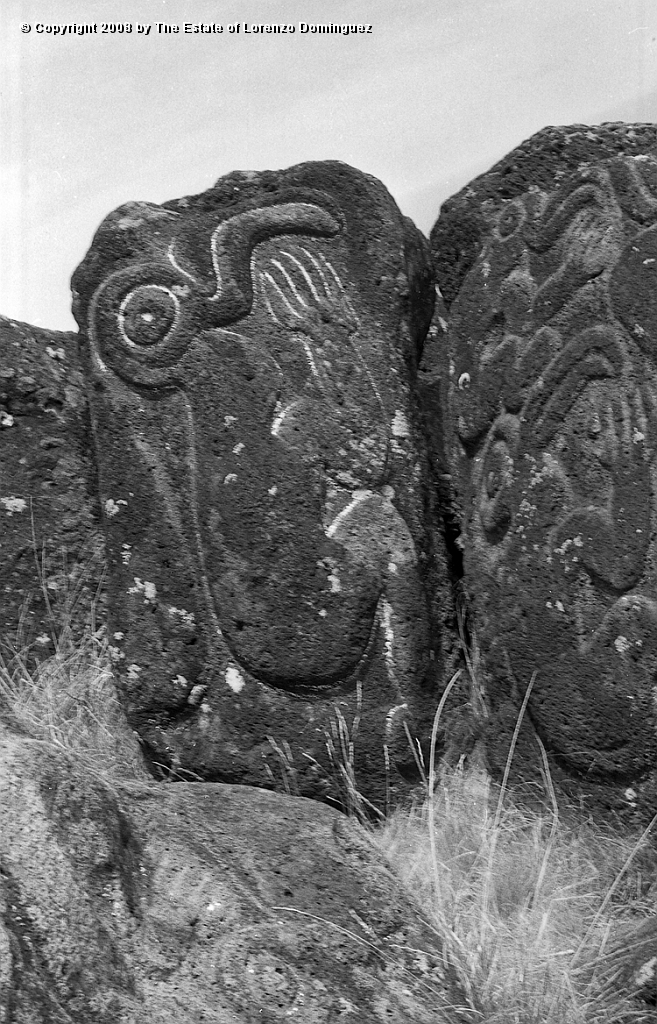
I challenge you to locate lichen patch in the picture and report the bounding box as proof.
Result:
[1,497,27,515]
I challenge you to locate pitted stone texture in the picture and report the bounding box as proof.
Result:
[424,125,657,781]
[0,723,462,1021]
[71,161,449,808]
[0,316,102,656]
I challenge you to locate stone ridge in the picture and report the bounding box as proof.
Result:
[0,315,103,656]
[432,123,657,307]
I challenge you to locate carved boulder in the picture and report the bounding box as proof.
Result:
[426,124,657,782]
[71,162,449,807]
[0,722,462,1021]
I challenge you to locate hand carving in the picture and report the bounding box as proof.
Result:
[443,153,657,776]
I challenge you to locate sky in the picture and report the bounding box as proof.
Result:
[2,0,657,332]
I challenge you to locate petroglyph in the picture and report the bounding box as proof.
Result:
[72,162,443,806]
[434,144,657,777]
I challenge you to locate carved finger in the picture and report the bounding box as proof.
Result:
[258,268,306,326]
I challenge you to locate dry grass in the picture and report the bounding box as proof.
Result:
[0,540,147,782]
[0,625,148,782]
[373,682,657,1024]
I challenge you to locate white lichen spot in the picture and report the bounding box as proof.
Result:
[121,544,132,565]
[318,608,328,618]
[624,787,638,805]
[232,442,245,456]
[268,485,278,497]
[108,645,125,663]
[187,683,206,706]
[168,606,196,628]
[224,473,238,484]
[35,634,50,646]
[327,571,341,593]
[105,498,128,517]
[224,415,237,427]
[200,700,212,714]
[127,664,142,681]
[438,316,448,332]
[634,324,646,337]
[482,260,491,278]
[174,675,188,687]
[45,345,66,360]
[633,428,646,443]
[388,561,398,575]
[335,470,361,488]
[526,452,560,488]
[128,578,157,603]
[555,600,565,613]
[0,411,15,428]
[643,258,656,266]
[391,410,410,438]
[113,631,125,640]
[614,635,631,655]
[1,497,27,515]
[117,215,146,230]
[225,665,246,693]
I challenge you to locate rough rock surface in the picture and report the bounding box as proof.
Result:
[71,161,452,809]
[0,316,102,656]
[0,723,462,1022]
[423,124,657,786]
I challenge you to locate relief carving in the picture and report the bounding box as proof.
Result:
[72,164,444,806]
[441,154,657,777]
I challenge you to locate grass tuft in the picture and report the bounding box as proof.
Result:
[0,625,148,782]
[0,536,147,783]
[374,731,657,1023]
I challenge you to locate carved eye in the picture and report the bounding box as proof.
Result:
[91,268,193,388]
[119,285,180,348]
[480,431,516,545]
[497,200,526,239]
[458,372,471,391]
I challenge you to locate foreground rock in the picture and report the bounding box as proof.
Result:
[423,124,657,788]
[70,161,453,809]
[0,724,460,1022]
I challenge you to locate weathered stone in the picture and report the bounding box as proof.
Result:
[71,161,451,809]
[0,722,462,1021]
[424,124,657,783]
[0,316,102,656]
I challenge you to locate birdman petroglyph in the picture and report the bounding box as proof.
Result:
[72,162,447,806]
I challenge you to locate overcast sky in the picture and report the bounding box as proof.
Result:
[2,0,657,332]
